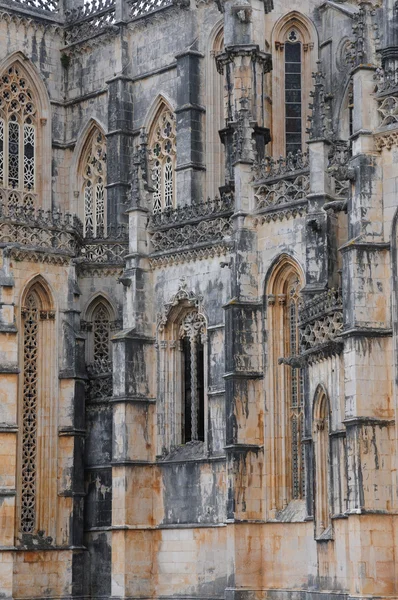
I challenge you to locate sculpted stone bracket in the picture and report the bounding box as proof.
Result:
[215,45,272,76]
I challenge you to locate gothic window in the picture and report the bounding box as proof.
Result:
[313,386,332,539]
[20,280,55,535]
[157,283,208,453]
[149,106,176,213]
[21,291,39,533]
[180,311,206,443]
[0,65,37,207]
[271,13,317,158]
[92,302,111,364]
[266,257,305,514]
[82,127,107,237]
[83,299,114,401]
[285,31,302,155]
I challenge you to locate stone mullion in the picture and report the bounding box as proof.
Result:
[278,294,289,508]
[266,296,277,516]
[190,333,198,441]
[0,272,18,594]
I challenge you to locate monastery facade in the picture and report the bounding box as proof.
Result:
[0,0,397,598]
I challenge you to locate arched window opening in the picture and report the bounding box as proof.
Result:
[21,290,39,533]
[266,257,305,514]
[83,299,114,401]
[285,31,302,155]
[180,311,206,443]
[0,65,37,207]
[93,303,111,364]
[82,127,107,237]
[149,106,176,213]
[157,282,208,453]
[271,13,317,158]
[313,387,332,539]
[20,280,55,536]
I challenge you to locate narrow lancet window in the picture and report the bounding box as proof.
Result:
[285,32,302,155]
[180,311,206,443]
[149,106,176,213]
[82,127,107,237]
[21,291,39,533]
[0,65,37,204]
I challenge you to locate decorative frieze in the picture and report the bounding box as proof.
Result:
[299,288,343,353]
[8,0,59,14]
[148,193,234,255]
[252,151,310,213]
[148,192,234,229]
[377,96,398,127]
[0,198,128,264]
[129,0,173,20]
[374,66,398,96]
[375,130,398,151]
[252,150,309,181]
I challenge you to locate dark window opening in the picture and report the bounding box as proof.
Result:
[285,41,302,156]
[182,336,205,443]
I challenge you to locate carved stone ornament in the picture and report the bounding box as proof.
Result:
[157,277,203,331]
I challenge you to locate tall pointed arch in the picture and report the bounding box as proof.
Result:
[73,121,107,237]
[157,281,208,452]
[147,97,176,213]
[206,22,225,197]
[19,275,56,538]
[271,12,318,157]
[265,254,306,514]
[313,384,332,539]
[0,53,52,209]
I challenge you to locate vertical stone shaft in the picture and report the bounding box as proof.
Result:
[175,48,205,204]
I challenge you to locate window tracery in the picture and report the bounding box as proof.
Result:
[271,13,317,158]
[285,31,302,155]
[93,302,111,364]
[149,107,176,213]
[0,65,36,206]
[83,299,114,401]
[21,291,39,533]
[266,258,306,514]
[82,128,107,237]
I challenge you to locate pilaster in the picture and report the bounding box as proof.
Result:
[175,48,206,204]
[106,73,134,227]
[0,252,17,599]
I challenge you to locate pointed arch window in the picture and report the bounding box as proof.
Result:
[83,299,115,401]
[20,282,55,535]
[149,106,176,214]
[266,258,305,515]
[284,30,302,155]
[271,14,317,158]
[0,65,37,207]
[313,387,332,539]
[82,127,107,237]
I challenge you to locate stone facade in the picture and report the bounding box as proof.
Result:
[0,0,397,598]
